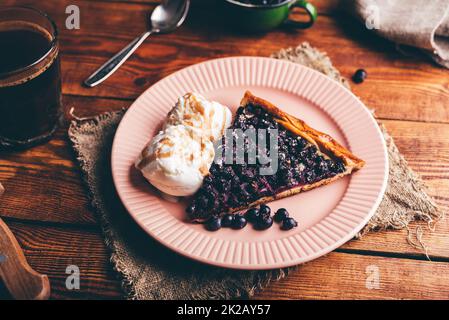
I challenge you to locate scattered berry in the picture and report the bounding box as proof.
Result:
[205,217,222,231]
[256,216,273,230]
[221,214,234,228]
[353,69,367,84]
[281,217,298,231]
[232,214,248,230]
[274,208,289,222]
[245,208,260,222]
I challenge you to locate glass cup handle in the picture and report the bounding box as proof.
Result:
[285,0,318,29]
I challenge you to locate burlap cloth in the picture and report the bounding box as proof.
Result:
[346,0,449,68]
[68,43,441,300]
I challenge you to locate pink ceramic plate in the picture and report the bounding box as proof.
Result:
[111,57,388,270]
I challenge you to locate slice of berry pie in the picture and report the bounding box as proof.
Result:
[187,91,365,222]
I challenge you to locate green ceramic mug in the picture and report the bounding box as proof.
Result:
[224,0,318,32]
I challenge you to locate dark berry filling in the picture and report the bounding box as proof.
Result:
[188,104,346,221]
[255,215,273,230]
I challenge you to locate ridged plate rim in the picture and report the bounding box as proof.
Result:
[111,57,388,270]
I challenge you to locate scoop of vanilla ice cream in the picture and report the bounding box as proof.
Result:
[135,125,215,197]
[166,93,232,143]
[136,93,232,197]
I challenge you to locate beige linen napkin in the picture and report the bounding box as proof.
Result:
[347,0,449,67]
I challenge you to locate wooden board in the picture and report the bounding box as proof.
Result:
[3,0,449,123]
[4,221,449,300]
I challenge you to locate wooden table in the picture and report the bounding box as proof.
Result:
[1,0,449,300]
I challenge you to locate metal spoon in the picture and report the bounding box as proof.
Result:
[84,0,190,88]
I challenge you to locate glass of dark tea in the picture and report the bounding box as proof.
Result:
[0,7,62,149]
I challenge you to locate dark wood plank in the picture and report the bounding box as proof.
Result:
[3,0,449,123]
[0,97,130,225]
[0,134,96,225]
[6,221,122,299]
[255,251,449,300]
[6,220,449,300]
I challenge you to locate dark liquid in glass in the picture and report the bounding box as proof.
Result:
[0,23,62,148]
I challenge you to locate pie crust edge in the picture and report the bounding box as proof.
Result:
[228,91,366,214]
[190,91,366,221]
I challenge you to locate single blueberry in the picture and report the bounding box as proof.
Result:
[281,218,298,231]
[221,214,234,228]
[232,215,248,230]
[274,208,289,222]
[245,208,260,222]
[256,216,273,230]
[205,217,222,231]
[353,69,367,84]
[259,204,271,216]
